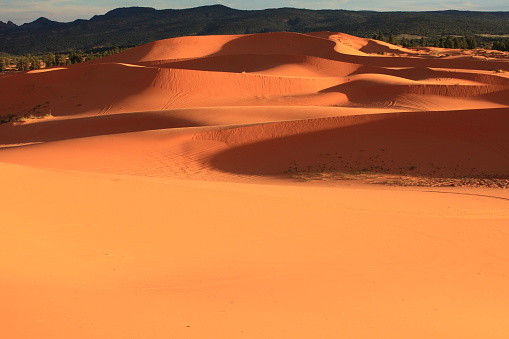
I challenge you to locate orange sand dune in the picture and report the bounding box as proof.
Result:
[100,32,341,63]
[2,32,509,121]
[1,31,509,338]
[203,108,509,178]
[138,54,364,77]
[1,108,508,180]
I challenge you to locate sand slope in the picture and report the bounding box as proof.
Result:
[1,32,509,338]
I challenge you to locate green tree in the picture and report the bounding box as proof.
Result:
[459,37,468,49]
[493,40,508,51]
[55,54,66,66]
[492,41,503,50]
[466,37,477,49]
[400,37,408,48]
[0,58,4,72]
[69,51,83,64]
[26,54,40,70]
[16,57,30,71]
[388,34,396,45]
[43,52,56,67]
[445,36,454,48]
[452,37,460,49]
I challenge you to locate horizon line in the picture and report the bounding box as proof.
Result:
[3,4,509,26]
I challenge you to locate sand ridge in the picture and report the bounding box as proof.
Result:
[1,31,509,338]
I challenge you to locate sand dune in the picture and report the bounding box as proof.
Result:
[1,31,508,338]
[203,108,509,178]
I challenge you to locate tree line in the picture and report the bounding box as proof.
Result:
[373,33,478,49]
[492,39,509,52]
[0,47,128,72]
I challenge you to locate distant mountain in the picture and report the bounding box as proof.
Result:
[18,17,64,30]
[1,5,509,54]
[0,20,17,34]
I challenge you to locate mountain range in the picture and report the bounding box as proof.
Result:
[1,4,509,54]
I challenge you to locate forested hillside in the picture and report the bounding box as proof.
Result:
[1,5,509,54]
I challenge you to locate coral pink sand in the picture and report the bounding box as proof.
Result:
[0,32,508,338]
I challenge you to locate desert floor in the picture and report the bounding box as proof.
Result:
[1,32,509,338]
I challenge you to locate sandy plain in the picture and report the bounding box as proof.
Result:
[1,32,509,338]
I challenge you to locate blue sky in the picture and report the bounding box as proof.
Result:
[1,0,509,24]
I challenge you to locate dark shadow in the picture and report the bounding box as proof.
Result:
[207,32,340,60]
[319,82,406,104]
[479,89,509,106]
[138,54,312,74]
[204,32,509,72]
[358,40,408,54]
[0,111,200,145]
[319,76,509,106]
[207,108,509,179]
[0,62,160,119]
[330,51,509,72]
[352,65,509,85]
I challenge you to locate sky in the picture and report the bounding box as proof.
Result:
[1,0,509,25]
